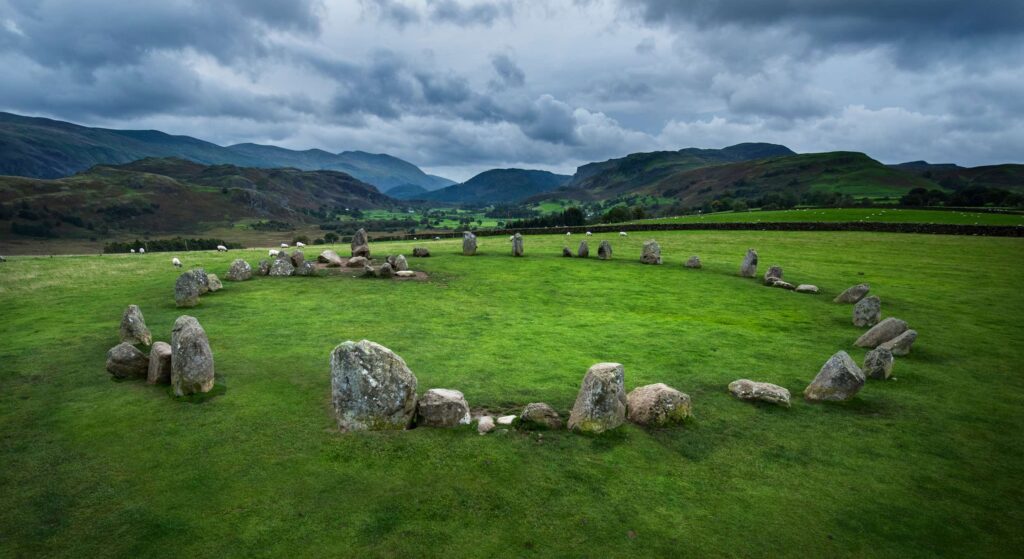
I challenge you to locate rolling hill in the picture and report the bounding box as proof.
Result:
[892,161,1024,192]
[420,169,572,204]
[0,112,454,191]
[0,158,397,239]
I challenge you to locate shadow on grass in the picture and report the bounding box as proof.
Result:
[169,382,227,403]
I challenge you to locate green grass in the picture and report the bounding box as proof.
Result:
[1,231,1023,557]
[637,208,1024,226]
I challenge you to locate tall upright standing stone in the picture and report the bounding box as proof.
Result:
[351,228,370,258]
[577,240,589,258]
[174,272,201,307]
[567,363,627,434]
[462,231,477,255]
[119,304,152,346]
[330,340,418,431]
[512,233,524,257]
[598,240,613,260]
[170,316,215,397]
[640,240,662,264]
[739,249,758,277]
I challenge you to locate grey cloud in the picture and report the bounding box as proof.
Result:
[490,53,525,88]
[429,0,514,25]
[360,0,422,27]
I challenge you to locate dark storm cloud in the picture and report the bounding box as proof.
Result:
[360,0,422,27]
[490,53,525,88]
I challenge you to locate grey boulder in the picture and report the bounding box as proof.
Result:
[294,261,317,276]
[106,342,149,379]
[763,265,783,285]
[346,256,368,268]
[855,317,909,348]
[804,351,865,402]
[834,283,870,304]
[640,240,662,264]
[330,340,418,431]
[258,260,271,276]
[728,379,791,407]
[879,329,918,356]
[417,388,471,427]
[412,247,431,257]
[207,273,223,292]
[567,362,627,434]
[795,284,819,294]
[394,254,409,271]
[684,256,702,268]
[562,247,573,257]
[190,269,210,294]
[147,341,172,384]
[512,233,524,257]
[863,347,895,380]
[519,402,563,430]
[577,240,589,258]
[290,250,305,268]
[226,259,253,281]
[739,249,758,277]
[853,295,881,327]
[269,257,295,277]
[598,240,613,260]
[318,250,345,267]
[174,272,201,307]
[351,228,371,258]
[119,304,152,346]
[171,316,215,397]
[462,231,477,255]
[626,383,692,425]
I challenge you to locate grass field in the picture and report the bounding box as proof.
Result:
[1,231,1023,557]
[638,207,1024,226]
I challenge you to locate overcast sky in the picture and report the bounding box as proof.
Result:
[2,0,1022,181]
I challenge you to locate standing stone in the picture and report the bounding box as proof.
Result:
[477,415,495,435]
[512,233,524,257]
[412,247,431,257]
[416,388,471,427]
[519,403,563,430]
[684,256,702,268]
[394,254,409,272]
[190,269,210,294]
[598,240,613,260]
[174,272,201,307]
[739,249,758,277]
[763,265,783,285]
[170,316,215,397]
[119,304,152,346]
[207,273,223,292]
[378,262,394,278]
[351,228,371,258]
[294,261,317,276]
[258,259,271,276]
[640,240,662,264]
[795,284,819,294]
[834,284,870,304]
[879,329,918,356]
[567,363,627,434]
[290,250,305,268]
[147,341,172,384]
[462,231,477,255]
[269,257,295,277]
[853,295,882,327]
[577,240,589,258]
[318,250,345,267]
[626,383,692,425]
[105,342,149,379]
[330,340,418,431]
[855,317,909,348]
[863,347,895,380]
[562,247,573,257]
[727,379,791,407]
[804,351,865,402]
[226,259,253,281]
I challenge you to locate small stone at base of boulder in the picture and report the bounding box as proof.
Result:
[795,284,819,294]
[855,317,909,348]
[346,256,368,268]
[106,342,149,379]
[879,329,918,356]
[147,341,172,384]
[497,415,516,425]
[395,270,415,278]
[477,415,495,434]
[728,379,791,407]
[863,347,894,380]
[804,351,865,402]
[626,383,692,425]
[519,403,563,430]
[417,388,471,427]
[684,256,701,268]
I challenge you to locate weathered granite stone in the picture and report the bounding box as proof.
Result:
[190,269,210,294]
[174,272,201,307]
[568,363,627,434]
[804,351,865,402]
[795,284,819,294]
[416,388,471,427]
[206,273,223,292]
[462,231,477,255]
[351,228,370,258]
[497,415,516,425]
[878,329,918,356]
[562,247,573,257]
[225,259,253,281]
[119,304,151,346]
[853,295,882,327]
[728,379,791,407]
[394,254,409,271]
[412,247,431,257]
[147,341,172,385]
[318,250,344,267]
[378,262,394,278]
[739,249,758,277]
[640,240,662,264]
[578,240,589,258]
[855,317,909,348]
[290,250,305,268]
[863,347,895,380]
[330,340,418,431]
[294,261,317,276]
[626,383,692,425]
[834,283,870,304]
[519,403,563,430]
[346,256,368,267]
[170,316,215,397]
[258,259,271,276]
[512,233,524,257]
[269,257,295,277]
[764,265,783,285]
[684,256,702,268]
[477,415,495,435]
[106,342,149,379]
[598,240,613,260]
[771,280,796,290]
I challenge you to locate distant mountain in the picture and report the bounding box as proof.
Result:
[0,157,397,239]
[421,168,572,204]
[385,183,430,200]
[0,111,453,191]
[891,160,1024,192]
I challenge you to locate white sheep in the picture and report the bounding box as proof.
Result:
[269,249,280,257]
[130,249,136,253]
[434,236,441,240]
[216,245,228,252]
[296,242,306,248]
[566,232,572,236]
[619,231,628,237]
[138,248,145,254]
[509,235,515,241]
[280,243,289,248]
[586,231,593,236]
[172,257,182,267]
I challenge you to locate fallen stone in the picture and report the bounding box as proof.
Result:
[879,329,918,356]
[206,273,223,292]
[226,259,253,281]
[727,379,791,407]
[640,240,662,264]
[417,388,471,427]
[174,272,201,307]
[684,256,702,268]
[106,342,149,379]
[771,280,796,290]
[171,315,215,397]
[463,231,477,255]
[763,265,783,285]
[512,233,524,257]
[519,403,563,430]
[477,415,495,435]
[598,240,613,260]
[855,317,909,348]
[626,383,692,425]
[795,284,819,294]
[567,362,627,434]
[330,340,418,431]
[853,295,881,327]
[119,304,151,346]
[347,256,368,268]
[863,347,894,380]
[394,254,409,271]
[804,351,865,402]
[395,270,415,278]
[147,341,172,384]
[577,240,589,258]
[351,228,370,258]
[318,250,344,267]
[497,415,516,425]
[412,247,431,257]
[269,257,295,277]
[834,283,870,304]
[739,249,758,277]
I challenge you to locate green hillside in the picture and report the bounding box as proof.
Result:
[421,168,571,204]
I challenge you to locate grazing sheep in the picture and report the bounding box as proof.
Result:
[295,242,306,248]
[280,243,289,248]
[172,257,182,267]
[509,235,515,241]
[269,249,280,257]
[130,249,136,253]
[566,232,572,236]
[619,231,628,237]
[586,231,593,236]
[138,248,145,254]
[434,236,441,240]
[216,245,228,252]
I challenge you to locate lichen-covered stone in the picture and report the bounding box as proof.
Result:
[106,342,149,379]
[318,250,345,267]
[351,228,370,258]
[147,341,172,384]
[577,240,589,258]
[598,240,612,260]
[568,363,627,434]
[626,383,692,425]
[226,259,253,281]
[190,269,210,294]
[294,261,317,276]
[739,249,758,277]
[269,257,295,277]
[795,284,819,294]
[519,402,563,430]
[171,316,215,397]
[412,247,431,257]
[416,388,471,427]
[119,304,151,346]
[863,347,895,380]
[763,265,783,285]
[804,351,865,402]
[290,250,305,268]
[462,231,477,255]
[855,317,909,348]
[258,260,271,276]
[853,295,882,327]
[640,240,662,264]
[728,379,791,407]
[834,283,870,304]
[206,273,223,292]
[330,340,418,431]
[512,233,524,257]
[174,272,201,307]
[394,254,409,271]
[879,329,918,356]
